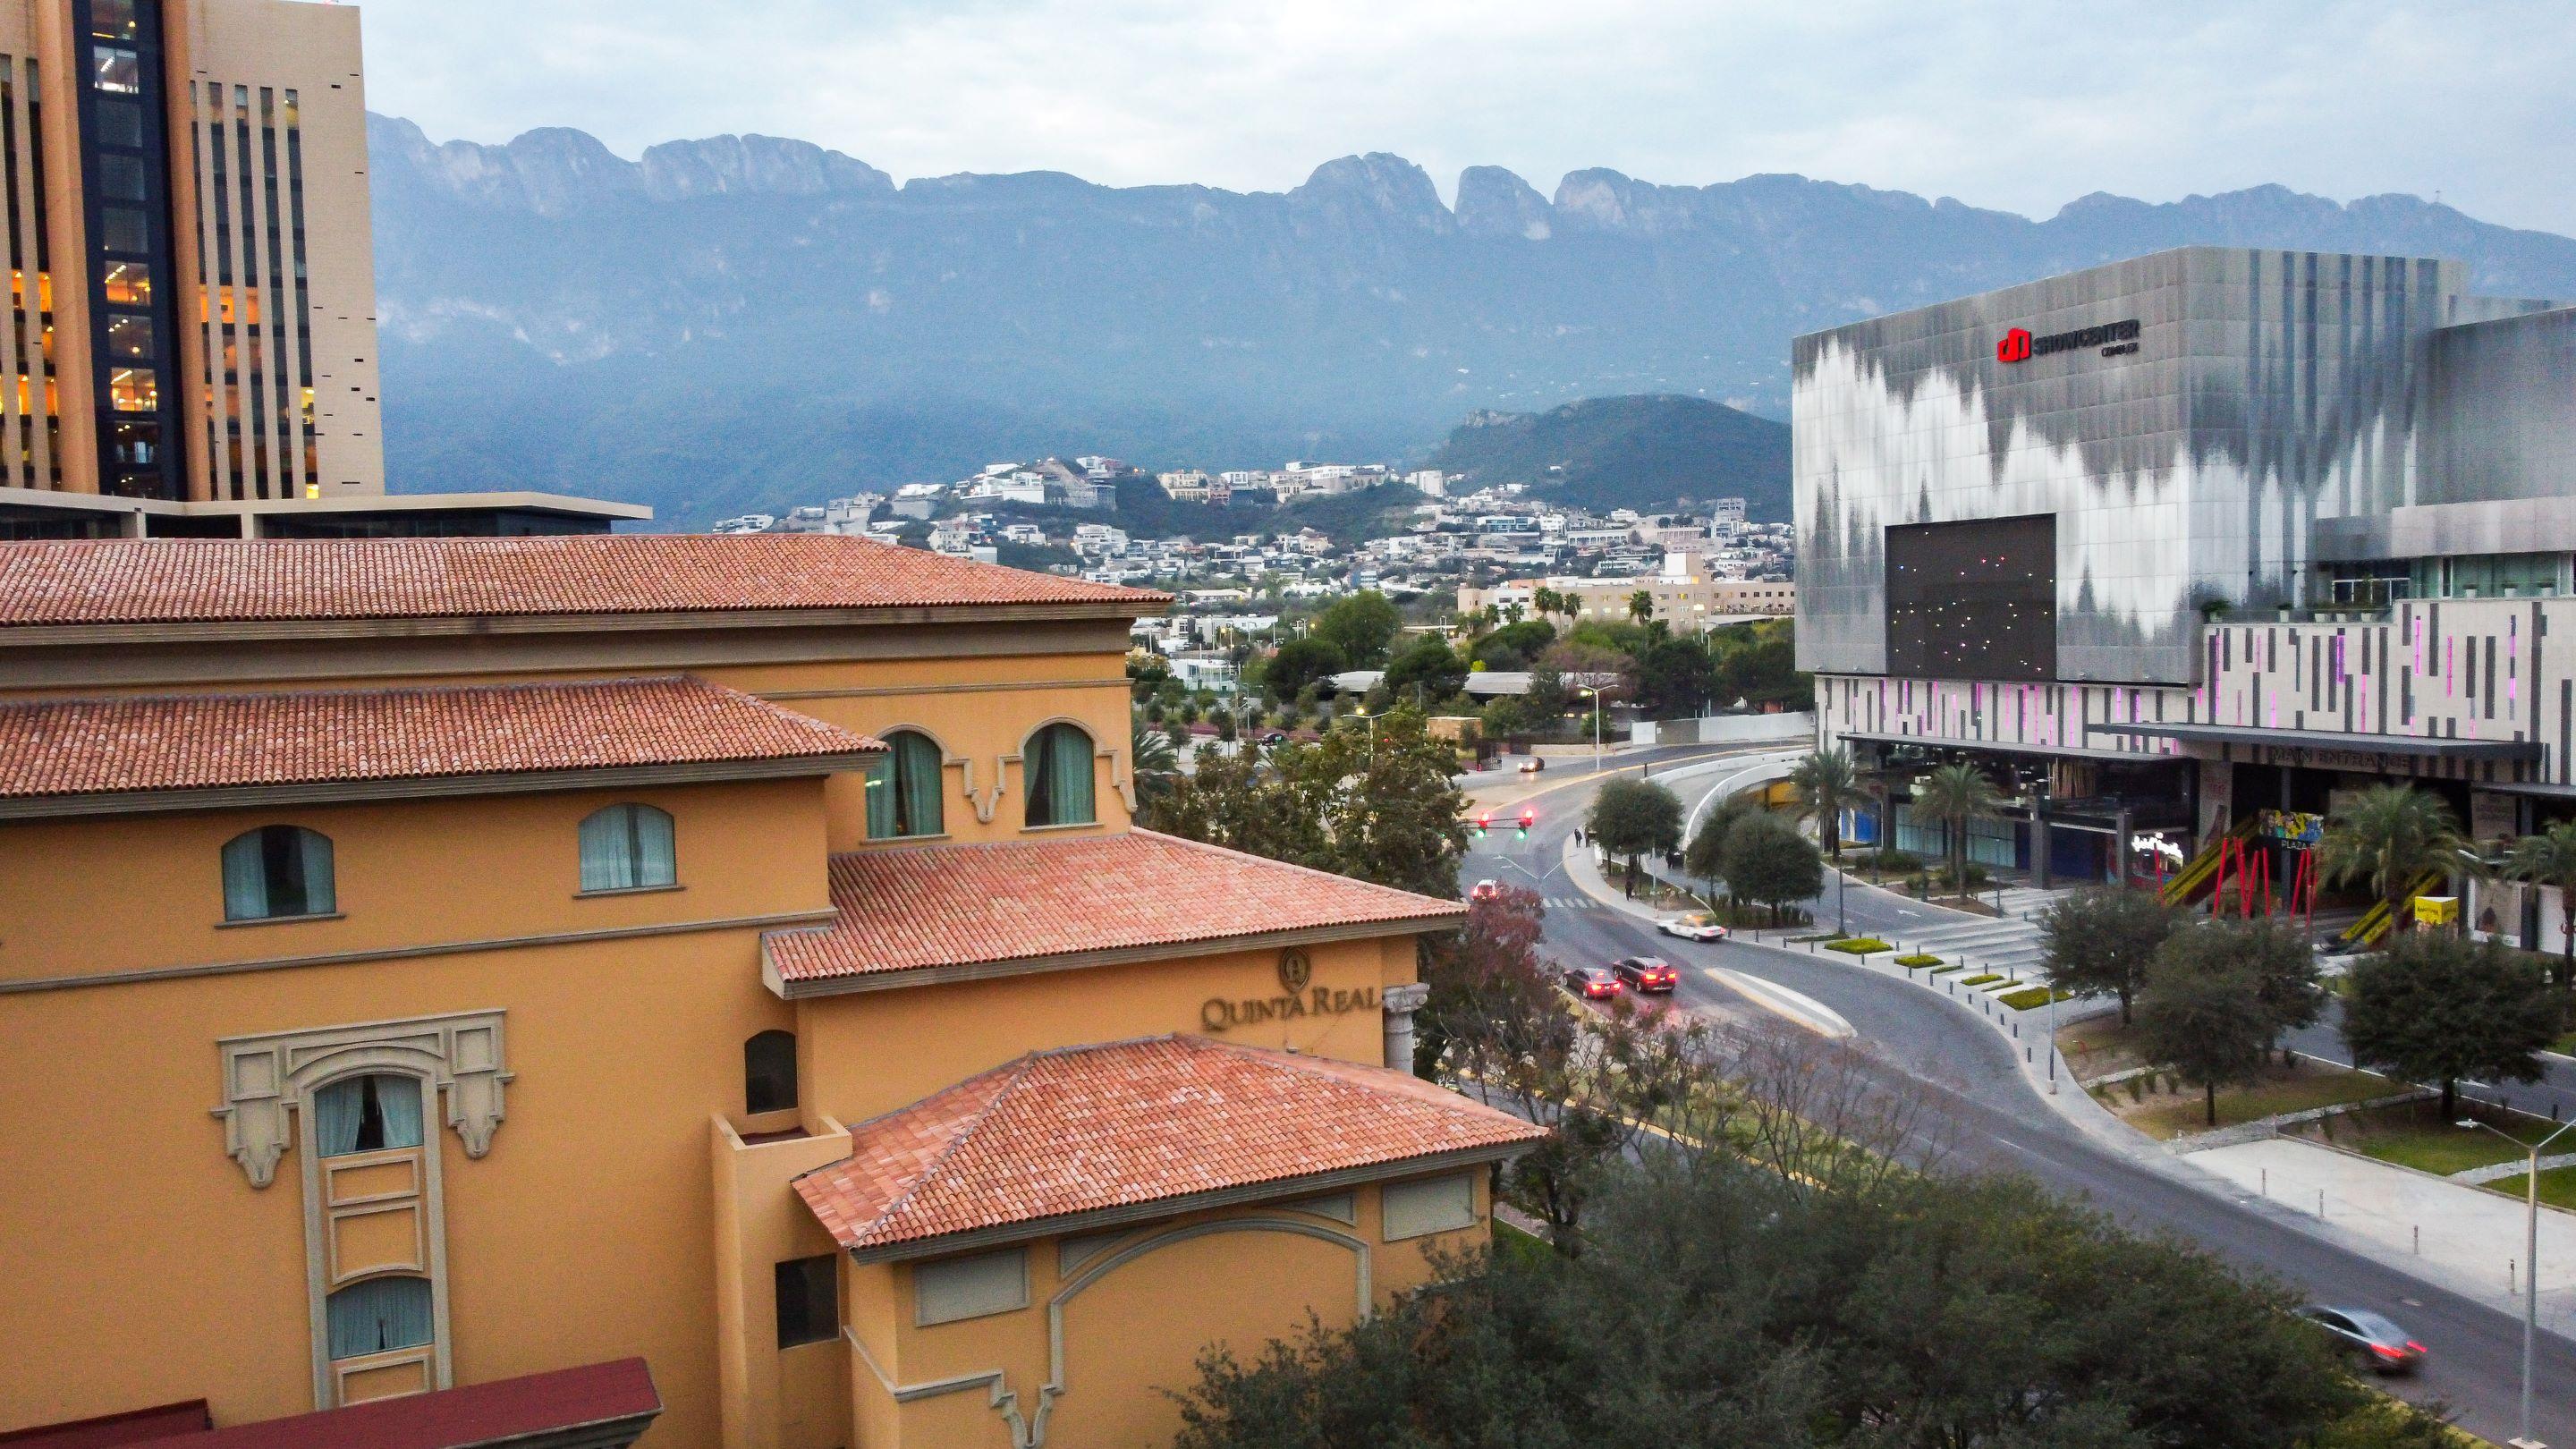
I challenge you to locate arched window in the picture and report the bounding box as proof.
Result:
[1022,723,1096,828]
[745,1030,798,1114]
[326,1275,434,1360]
[865,731,946,840]
[579,803,676,892]
[221,825,335,920]
[312,1073,426,1157]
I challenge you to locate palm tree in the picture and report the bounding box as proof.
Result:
[1131,717,1181,806]
[1789,746,1859,860]
[1627,589,1655,625]
[1911,762,2004,895]
[2316,784,2478,922]
[2502,819,2576,983]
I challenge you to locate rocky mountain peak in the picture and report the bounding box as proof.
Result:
[1454,166,1552,241]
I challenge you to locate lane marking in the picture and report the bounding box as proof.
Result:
[1706,967,1855,1039]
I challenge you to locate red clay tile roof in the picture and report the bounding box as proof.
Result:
[0,676,878,801]
[0,536,1166,628]
[765,830,1465,985]
[795,1035,1544,1252]
[123,1358,658,1448]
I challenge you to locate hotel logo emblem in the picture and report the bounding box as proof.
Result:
[1277,948,1313,995]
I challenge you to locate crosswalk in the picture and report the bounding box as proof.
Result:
[1875,911,2048,979]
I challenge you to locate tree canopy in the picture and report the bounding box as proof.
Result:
[2137,923,2293,1126]
[1383,634,1470,705]
[1788,747,1859,859]
[2037,888,2183,1025]
[1723,811,1824,923]
[1632,636,1716,718]
[2317,784,2476,910]
[2343,930,2567,1118]
[1587,777,1682,896]
[1261,637,1346,699]
[1309,590,1402,670]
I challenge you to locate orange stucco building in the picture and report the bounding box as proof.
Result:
[0,535,1540,1449]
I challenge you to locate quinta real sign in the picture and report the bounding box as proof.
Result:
[1199,947,1379,1032]
[1997,318,2141,363]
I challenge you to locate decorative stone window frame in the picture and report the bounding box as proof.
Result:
[996,717,1131,827]
[213,1010,512,1190]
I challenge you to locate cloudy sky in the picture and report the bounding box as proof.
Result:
[356,0,2576,235]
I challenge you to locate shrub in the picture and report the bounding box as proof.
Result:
[1998,986,2063,1011]
[1894,953,1944,968]
[1960,973,2004,987]
[1826,936,1893,955]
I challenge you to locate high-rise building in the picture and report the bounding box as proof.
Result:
[0,0,640,538]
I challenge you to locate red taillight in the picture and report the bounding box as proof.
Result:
[2372,1344,2404,1360]
[2404,1341,2426,1354]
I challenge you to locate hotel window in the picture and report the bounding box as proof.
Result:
[312,1073,424,1157]
[98,208,148,257]
[221,825,335,920]
[1381,1174,1477,1241]
[326,1275,433,1360]
[107,366,156,411]
[743,1030,797,1114]
[577,803,676,892]
[105,312,152,359]
[775,1256,838,1348]
[90,45,140,94]
[1021,724,1096,827]
[914,1248,1029,1326]
[102,260,151,306]
[865,730,945,839]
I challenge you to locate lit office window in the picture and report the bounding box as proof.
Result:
[89,0,140,40]
[106,366,156,411]
[101,260,151,306]
[90,45,140,93]
[105,312,152,359]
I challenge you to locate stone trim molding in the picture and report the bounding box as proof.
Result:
[763,914,1462,1001]
[760,677,1125,701]
[214,1010,513,1188]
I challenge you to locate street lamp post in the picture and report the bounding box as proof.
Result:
[2458,1114,2575,1449]
[1573,683,1604,773]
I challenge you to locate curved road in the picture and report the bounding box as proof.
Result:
[1462,753,2574,1447]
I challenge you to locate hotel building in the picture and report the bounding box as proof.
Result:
[1794,246,2576,933]
[0,0,638,539]
[0,535,1538,1448]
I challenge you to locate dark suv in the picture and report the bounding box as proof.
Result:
[1611,956,1679,993]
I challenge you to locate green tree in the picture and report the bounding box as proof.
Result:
[2343,930,2567,1118]
[1383,635,1470,705]
[1627,589,1655,625]
[2136,934,2275,1127]
[2227,916,2328,1064]
[1723,812,1824,925]
[1261,637,1346,699]
[1174,1151,2413,1449]
[1588,777,1684,897]
[1470,619,1556,671]
[2317,784,2477,918]
[1310,590,1402,669]
[1910,761,2004,894]
[1787,746,1858,860]
[1632,636,1716,719]
[2037,887,2183,1025]
[1523,663,1572,722]
[1685,796,1756,906]
[1130,716,1180,797]
[2502,818,2576,983]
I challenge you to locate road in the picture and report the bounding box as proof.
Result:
[1462,754,2576,1447]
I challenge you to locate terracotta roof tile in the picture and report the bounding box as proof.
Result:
[0,536,1167,628]
[121,1358,658,1448]
[0,676,878,801]
[765,830,1464,984]
[794,1036,1544,1251]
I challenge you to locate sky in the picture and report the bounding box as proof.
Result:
[355,0,2576,236]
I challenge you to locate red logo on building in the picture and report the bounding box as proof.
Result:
[1996,327,2033,363]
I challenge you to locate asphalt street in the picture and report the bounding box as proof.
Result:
[1460,756,2576,1446]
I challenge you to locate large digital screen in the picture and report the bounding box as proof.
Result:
[1885,514,2056,682]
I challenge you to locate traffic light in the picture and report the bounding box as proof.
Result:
[1515,808,1534,841]
[1471,812,1491,839]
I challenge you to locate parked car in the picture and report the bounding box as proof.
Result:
[1518,757,1546,774]
[1562,965,1622,1001]
[1658,912,1729,942]
[1470,879,1502,902]
[1611,956,1680,993]
[2293,1306,2425,1374]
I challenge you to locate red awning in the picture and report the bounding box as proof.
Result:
[47,1360,664,1449]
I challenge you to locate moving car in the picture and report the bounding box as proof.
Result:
[1518,757,1546,774]
[1562,965,1622,1001]
[1611,956,1680,993]
[1470,879,1502,902]
[1658,911,1729,942]
[2293,1306,2424,1374]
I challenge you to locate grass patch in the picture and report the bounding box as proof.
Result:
[1825,937,1892,955]
[2114,1060,2404,1140]
[2555,1030,2576,1056]
[1786,932,1844,944]
[2304,1101,2564,1176]
[1929,963,1969,975]
[2482,1163,2576,1213]
[1997,986,2068,1011]
[1492,1218,1555,1265]
[1959,973,2004,987]
[1894,953,1943,968]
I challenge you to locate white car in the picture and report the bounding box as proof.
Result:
[1657,912,1729,942]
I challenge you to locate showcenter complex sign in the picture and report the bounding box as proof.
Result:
[1997,318,2142,363]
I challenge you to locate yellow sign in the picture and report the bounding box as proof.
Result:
[2413,895,2458,927]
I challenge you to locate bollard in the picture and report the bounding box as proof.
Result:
[2012,1021,2019,1038]
[2412,1224,2419,1255]
[2318,1190,2326,1219]
[2024,1046,2031,1063]
[2261,1168,2267,1197]
[2512,1260,2518,1295]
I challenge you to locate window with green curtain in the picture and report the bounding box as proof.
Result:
[579,803,676,891]
[219,825,335,920]
[866,732,945,839]
[1024,723,1096,827]
[326,1275,434,1360]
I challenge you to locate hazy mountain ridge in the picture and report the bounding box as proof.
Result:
[1425,396,1792,520]
[367,115,2576,527]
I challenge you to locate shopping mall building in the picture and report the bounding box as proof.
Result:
[1794,246,2576,938]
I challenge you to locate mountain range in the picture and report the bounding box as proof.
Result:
[367,115,2576,529]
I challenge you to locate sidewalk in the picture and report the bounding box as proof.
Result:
[1569,841,2576,1341]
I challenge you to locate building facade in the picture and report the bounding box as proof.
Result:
[0,535,1538,1448]
[1795,246,2576,892]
